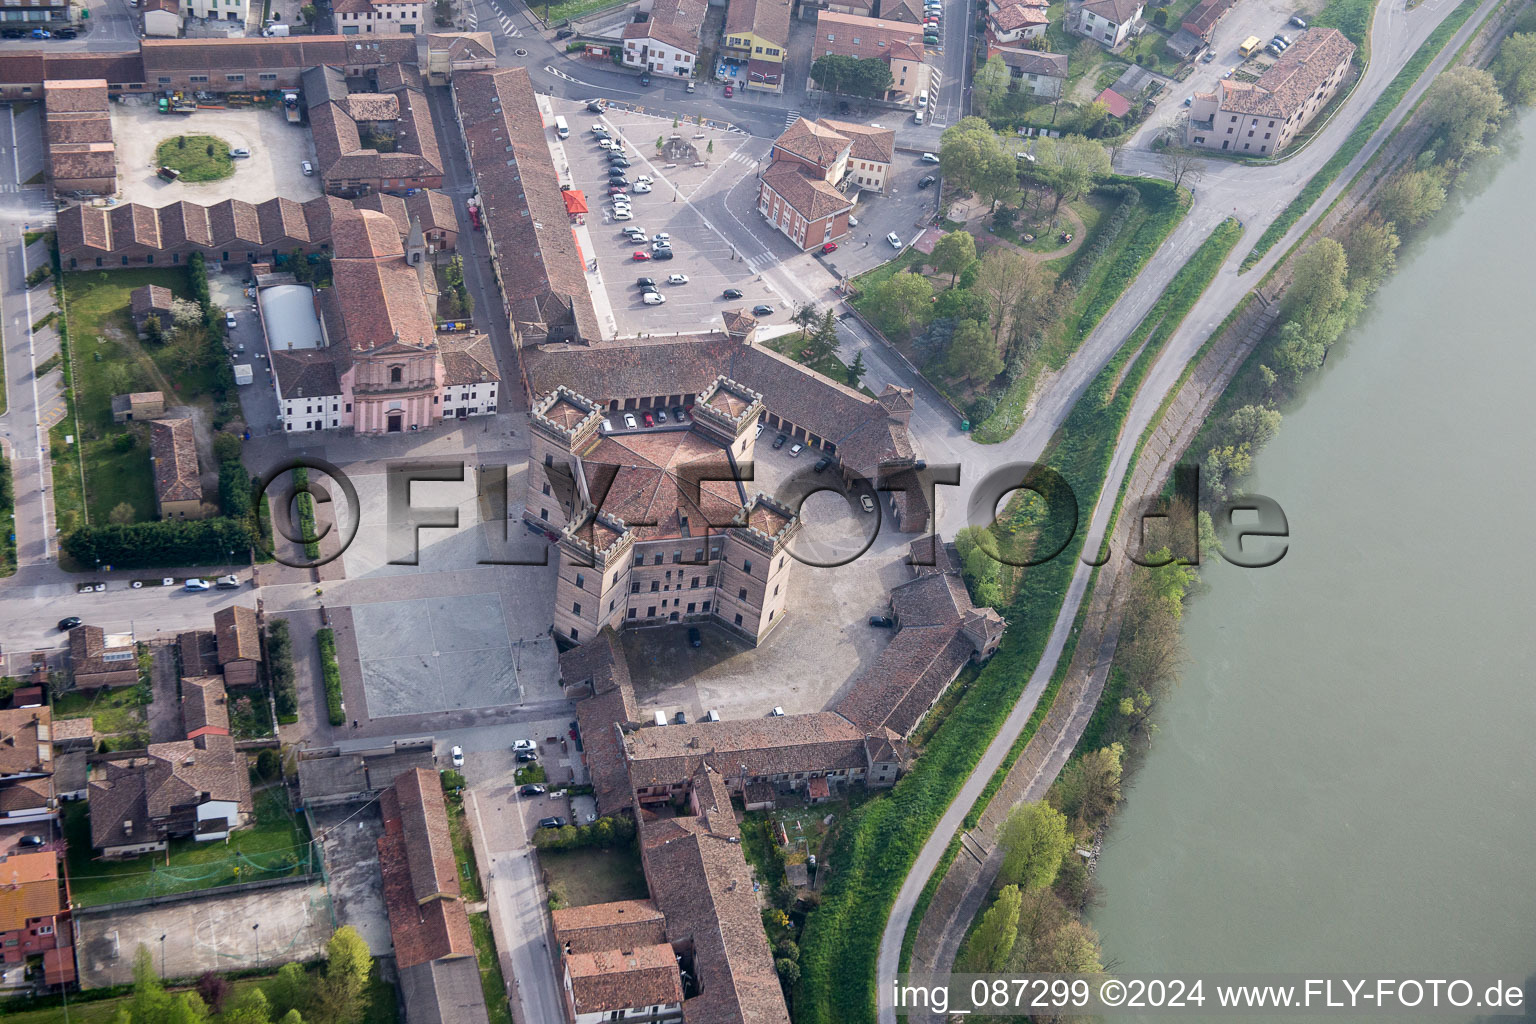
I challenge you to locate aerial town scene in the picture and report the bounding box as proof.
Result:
[0,0,1531,1018]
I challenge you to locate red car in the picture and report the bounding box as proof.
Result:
[642,411,655,427]
[633,251,651,261]
[609,185,629,194]
[724,84,734,97]
[820,242,838,255]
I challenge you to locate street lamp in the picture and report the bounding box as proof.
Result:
[253,923,260,958]
[159,934,166,978]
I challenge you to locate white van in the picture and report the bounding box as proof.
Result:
[917,90,929,107]
[914,109,925,125]
[653,710,667,727]
[554,115,570,139]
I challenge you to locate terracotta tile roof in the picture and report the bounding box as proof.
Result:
[50,145,117,184]
[213,605,261,664]
[815,11,926,61]
[45,115,113,146]
[397,958,490,1024]
[990,2,1049,30]
[1079,0,1142,25]
[139,36,416,75]
[429,32,497,62]
[88,759,150,850]
[272,349,344,400]
[567,944,684,1015]
[378,775,475,969]
[815,118,895,163]
[456,68,599,343]
[0,776,51,813]
[150,417,201,505]
[577,430,744,543]
[726,0,792,43]
[1182,0,1234,35]
[304,66,443,188]
[880,0,923,23]
[1096,87,1132,118]
[553,899,668,954]
[44,78,110,112]
[625,0,708,53]
[774,117,850,169]
[68,626,137,683]
[51,717,96,744]
[0,852,62,933]
[345,92,400,122]
[721,310,757,338]
[142,0,178,11]
[1220,27,1354,118]
[438,332,500,386]
[181,675,230,738]
[325,210,438,353]
[130,285,175,321]
[624,712,871,786]
[762,164,854,222]
[90,735,255,848]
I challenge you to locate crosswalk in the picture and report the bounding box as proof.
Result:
[465,0,519,37]
[726,150,758,170]
[784,109,802,129]
[742,250,777,274]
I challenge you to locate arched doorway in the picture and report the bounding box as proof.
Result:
[387,413,403,433]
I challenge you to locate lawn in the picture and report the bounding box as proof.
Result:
[443,779,485,901]
[541,844,649,908]
[527,0,622,23]
[154,135,235,183]
[0,453,14,578]
[60,268,201,525]
[65,788,312,908]
[53,684,146,739]
[469,914,513,1024]
[764,332,875,397]
[227,685,275,739]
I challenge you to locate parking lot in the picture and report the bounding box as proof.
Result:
[110,99,321,207]
[552,101,784,336]
[621,437,915,722]
[453,720,582,839]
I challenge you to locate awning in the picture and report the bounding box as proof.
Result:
[562,190,588,215]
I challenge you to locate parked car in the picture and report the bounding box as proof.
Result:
[30,28,51,39]
[624,413,638,429]
[610,185,630,195]
[673,407,688,421]
[643,411,655,427]
[516,751,538,762]
[230,147,251,158]
[640,72,651,86]
[887,232,903,248]
[183,578,211,591]
[789,443,804,457]
[539,817,567,829]
[752,303,774,316]
[602,418,614,433]
[653,249,675,260]
[450,745,464,768]
[520,784,547,796]
[215,574,240,589]
[54,26,76,38]
[636,277,657,288]
[652,240,672,252]
[724,83,734,97]
[655,409,668,424]
[636,175,653,185]
[18,835,46,848]
[861,494,876,513]
[687,81,697,93]
[813,457,830,473]
[301,160,314,176]
[772,434,788,449]
[924,34,939,44]
[1290,13,1307,27]
[632,250,651,260]
[674,710,688,724]
[1202,49,1217,62]
[820,242,838,255]
[634,182,653,193]
[869,615,894,628]
[770,707,785,717]
[58,616,82,631]
[918,175,936,189]
[225,313,238,328]
[667,273,689,284]
[587,100,605,113]
[723,288,743,299]
[921,152,940,163]
[644,291,666,305]
[593,123,609,134]
[512,739,537,752]
[614,209,633,221]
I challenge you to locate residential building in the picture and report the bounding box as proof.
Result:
[212,606,262,686]
[530,379,802,647]
[0,709,55,828]
[67,626,139,690]
[622,0,707,80]
[111,390,166,423]
[0,852,70,981]
[1186,28,1354,156]
[452,67,600,347]
[758,116,893,248]
[438,333,501,419]
[129,285,174,338]
[426,32,496,82]
[0,0,71,29]
[986,0,1050,45]
[181,0,249,22]
[994,47,1069,98]
[43,78,115,196]
[57,191,457,271]
[1072,0,1144,49]
[813,11,929,104]
[759,164,855,250]
[303,64,443,197]
[878,0,924,24]
[723,0,793,92]
[561,944,683,1024]
[141,0,181,38]
[180,676,230,740]
[88,735,253,857]
[332,0,426,34]
[150,417,204,520]
[816,118,896,191]
[377,768,490,1024]
[1181,0,1235,40]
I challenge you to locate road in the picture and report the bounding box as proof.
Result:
[872,0,1502,1016]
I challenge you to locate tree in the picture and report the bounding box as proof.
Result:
[129,946,168,1023]
[1022,917,1103,974]
[142,314,164,345]
[865,272,933,338]
[1421,66,1505,160]
[943,318,1003,383]
[974,248,1047,349]
[806,308,840,364]
[1074,100,1110,136]
[1492,32,1536,105]
[109,501,136,525]
[1283,238,1349,340]
[1158,146,1202,189]
[846,349,867,387]
[792,302,820,333]
[997,802,1074,892]
[1031,134,1111,217]
[961,885,1023,971]
[300,3,316,22]
[1270,320,1325,380]
[1373,166,1448,229]
[313,926,372,1024]
[171,298,204,330]
[165,325,211,377]
[1224,404,1281,452]
[955,525,1003,606]
[929,230,978,286]
[1342,215,1399,291]
[972,54,1011,118]
[1055,743,1124,825]
[220,989,273,1024]
[257,747,282,780]
[811,53,858,93]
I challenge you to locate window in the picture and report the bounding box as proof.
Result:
[672,550,682,563]
[773,584,779,596]
[570,627,579,640]
[190,75,209,83]
[572,602,582,615]
[738,588,747,600]
[390,366,403,383]
[687,602,696,613]
[691,577,699,588]
[628,608,637,619]
[654,553,663,565]
[651,580,660,592]
[260,73,278,81]
[735,613,744,626]
[226,74,245,82]
[702,601,711,612]
[158,76,172,84]
[542,482,551,495]
[648,606,657,617]
[742,560,753,574]
[575,573,585,588]
[540,508,548,520]
[545,454,554,467]
[769,610,775,620]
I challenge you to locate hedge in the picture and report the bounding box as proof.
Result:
[794,219,1243,1023]
[266,619,298,722]
[62,517,254,570]
[1240,0,1479,270]
[317,627,344,726]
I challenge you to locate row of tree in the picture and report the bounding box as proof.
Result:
[531,813,638,850]
[809,54,894,98]
[940,118,1114,217]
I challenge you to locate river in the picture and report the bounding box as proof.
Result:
[1089,108,1536,1021]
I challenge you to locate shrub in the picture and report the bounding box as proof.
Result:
[256,748,281,780]
[266,619,298,720]
[62,517,254,570]
[317,627,344,726]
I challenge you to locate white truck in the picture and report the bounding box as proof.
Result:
[233,364,253,386]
